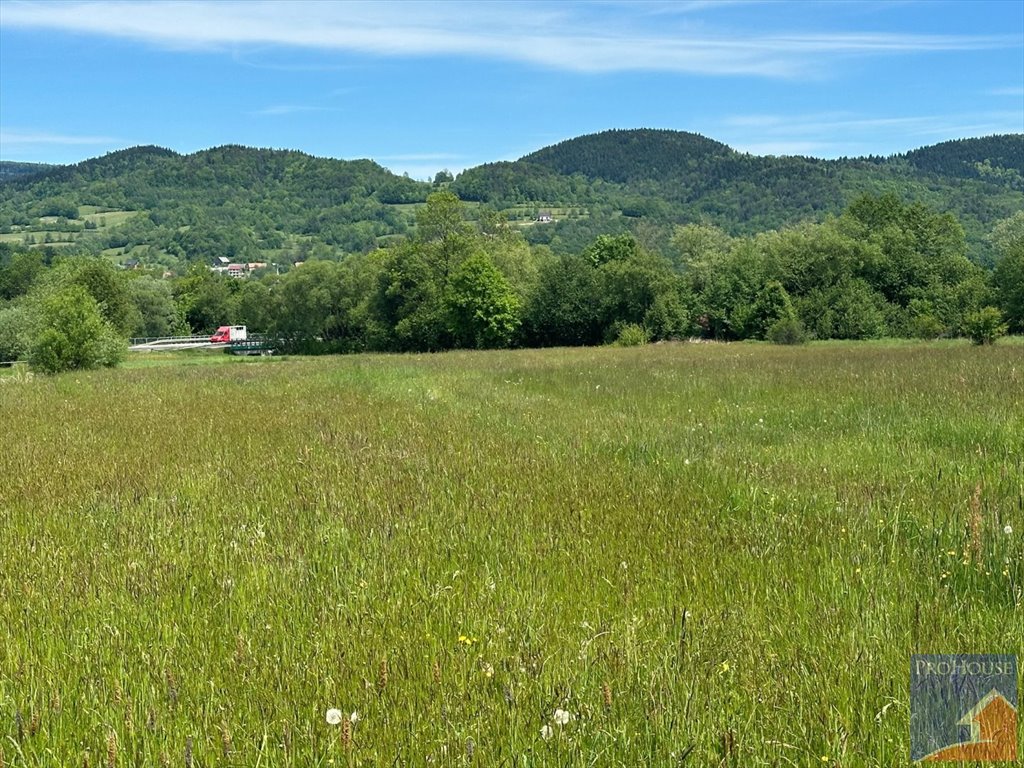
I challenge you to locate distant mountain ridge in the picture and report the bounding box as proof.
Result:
[451,129,1023,261]
[0,160,56,182]
[1,130,1022,265]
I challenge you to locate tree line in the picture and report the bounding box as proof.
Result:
[1,192,1021,373]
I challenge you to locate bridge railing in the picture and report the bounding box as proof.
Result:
[129,335,212,346]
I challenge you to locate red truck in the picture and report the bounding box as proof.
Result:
[210,325,248,343]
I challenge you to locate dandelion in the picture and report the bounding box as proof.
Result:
[325,708,343,725]
[553,708,571,726]
[540,724,553,740]
[349,711,360,724]
[719,661,731,675]
[1005,525,1013,536]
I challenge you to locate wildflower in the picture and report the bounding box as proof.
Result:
[349,711,360,724]
[821,757,829,763]
[1005,525,1014,536]
[553,708,571,726]
[325,708,343,725]
[719,661,731,675]
[540,724,553,740]
[481,662,494,678]
[854,567,861,575]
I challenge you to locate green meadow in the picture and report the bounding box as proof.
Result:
[1,341,1021,766]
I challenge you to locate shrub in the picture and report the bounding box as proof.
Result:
[613,323,650,347]
[767,317,808,345]
[0,304,34,363]
[28,285,126,374]
[909,313,946,340]
[963,306,1008,345]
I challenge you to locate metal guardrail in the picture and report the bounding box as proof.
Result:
[128,335,211,346]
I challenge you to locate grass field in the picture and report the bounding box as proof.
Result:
[1,342,1021,766]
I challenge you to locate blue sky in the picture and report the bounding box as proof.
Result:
[1,0,1021,179]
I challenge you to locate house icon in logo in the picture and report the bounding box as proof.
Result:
[922,688,1017,762]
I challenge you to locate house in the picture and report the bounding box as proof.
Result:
[227,263,245,279]
[536,211,554,223]
[122,258,140,270]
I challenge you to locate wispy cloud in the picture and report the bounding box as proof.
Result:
[1,1,1015,78]
[250,104,336,116]
[987,86,1024,97]
[376,153,463,162]
[720,110,1023,157]
[0,129,121,145]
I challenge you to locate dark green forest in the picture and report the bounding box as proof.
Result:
[1,130,1022,370]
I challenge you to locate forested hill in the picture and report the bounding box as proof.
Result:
[0,161,55,182]
[452,129,1024,262]
[0,145,433,264]
[1,130,1022,267]
[901,135,1024,182]
[521,129,735,183]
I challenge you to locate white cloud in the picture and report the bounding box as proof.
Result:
[0,1,1015,78]
[0,129,121,145]
[251,104,336,116]
[987,86,1024,97]
[376,153,463,162]
[718,110,1024,157]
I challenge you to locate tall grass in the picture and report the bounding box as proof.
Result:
[1,341,1021,765]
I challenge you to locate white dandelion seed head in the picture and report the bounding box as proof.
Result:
[325,708,343,725]
[350,711,360,723]
[540,724,553,740]
[553,708,571,725]
[1005,524,1014,535]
